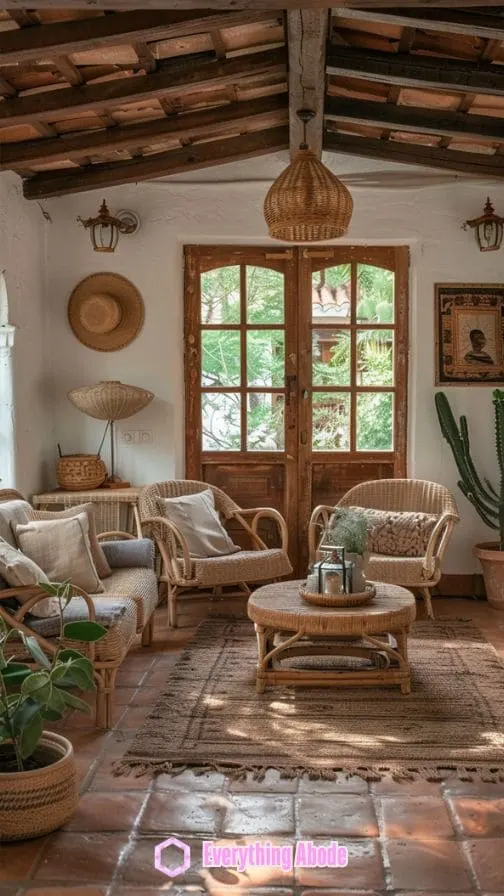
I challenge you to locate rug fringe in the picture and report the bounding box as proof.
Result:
[112,758,504,784]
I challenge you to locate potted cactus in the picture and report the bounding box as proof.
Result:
[435,390,504,608]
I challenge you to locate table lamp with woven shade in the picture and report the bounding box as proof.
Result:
[67,380,154,488]
[264,109,353,242]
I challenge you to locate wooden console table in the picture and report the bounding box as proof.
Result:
[32,487,143,537]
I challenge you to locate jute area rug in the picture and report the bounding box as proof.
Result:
[115,617,504,782]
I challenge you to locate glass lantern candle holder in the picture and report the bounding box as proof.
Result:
[312,546,354,594]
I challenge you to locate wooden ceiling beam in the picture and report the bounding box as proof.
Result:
[326,45,504,97]
[0,94,287,169]
[0,47,287,127]
[287,9,328,159]
[1,1,502,9]
[0,10,280,66]
[325,96,504,142]
[22,124,289,198]
[332,7,504,42]
[324,130,504,179]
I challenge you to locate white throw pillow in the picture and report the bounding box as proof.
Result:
[0,537,57,618]
[158,489,240,558]
[14,513,104,594]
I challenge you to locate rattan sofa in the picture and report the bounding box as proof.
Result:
[0,489,159,726]
[309,478,459,619]
[140,479,292,627]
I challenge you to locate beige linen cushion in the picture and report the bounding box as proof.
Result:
[0,537,57,618]
[350,506,438,558]
[158,489,240,558]
[29,503,111,579]
[14,513,104,593]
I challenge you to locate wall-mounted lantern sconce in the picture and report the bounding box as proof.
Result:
[77,199,140,253]
[463,197,504,252]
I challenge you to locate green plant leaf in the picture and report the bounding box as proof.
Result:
[20,634,51,670]
[21,671,52,704]
[11,698,42,737]
[1,663,32,686]
[63,621,108,642]
[47,686,67,715]
[61,657,95,690]
[57,648,85,662]
[61,690,92,714]
[40,707,63,722]
[19,712,43,760]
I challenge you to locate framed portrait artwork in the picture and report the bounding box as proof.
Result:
[435,283,504,385]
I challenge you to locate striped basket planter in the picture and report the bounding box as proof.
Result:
[0,732,77,841]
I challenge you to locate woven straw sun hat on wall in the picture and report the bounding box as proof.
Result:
[67,272,144,352]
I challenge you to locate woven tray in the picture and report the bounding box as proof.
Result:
[299,584,376,608]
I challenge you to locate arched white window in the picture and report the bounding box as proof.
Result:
[0,272,16,488]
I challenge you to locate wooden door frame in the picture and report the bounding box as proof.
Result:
[184,244,409,573]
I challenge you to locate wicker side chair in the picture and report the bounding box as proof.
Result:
[308,478,459,619]
[140,480,293,627]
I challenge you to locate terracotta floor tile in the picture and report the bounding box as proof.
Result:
[295,839,384,889]
[0,838,48,881]
[297,794,378,838]
[380,796,454,839]
[222,794,295,836]
[114,706,153,730]
[34,833,126,882]
[467,838,504,890]
[448,797,504,837]
[63,792,145,832]
[23,889,105,896]
[298,775,369,794]
[372,776,443,796]
[227,770,298,793]
[386,839,473,891]
[443,780,504,798]
[139,791,221,835]
[129,687,163,707]
[154,770,225,792]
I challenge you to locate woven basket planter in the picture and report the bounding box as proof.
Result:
[56,454,107,490]
[0,732,77,841]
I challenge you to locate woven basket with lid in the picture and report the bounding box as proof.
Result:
[56,454,106,490]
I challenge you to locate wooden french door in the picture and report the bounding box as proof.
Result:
[184,245,409,573]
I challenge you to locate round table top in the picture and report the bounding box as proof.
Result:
[248,580,416,635]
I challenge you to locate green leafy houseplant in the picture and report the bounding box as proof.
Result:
[435,390,504,549]
[321,507,370,556]
[0,580,107,774]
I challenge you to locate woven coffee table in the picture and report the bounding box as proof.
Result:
[247,580,416,694]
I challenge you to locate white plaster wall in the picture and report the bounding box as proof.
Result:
[0,171,54,496]
[41,154,504,573]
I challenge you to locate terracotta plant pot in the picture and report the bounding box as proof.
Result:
[0,732,77,841]
[474,542,504,609]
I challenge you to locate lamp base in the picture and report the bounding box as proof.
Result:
[101,476,131,489]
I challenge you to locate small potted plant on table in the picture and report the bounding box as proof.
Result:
[318,507,370,592]
[0,581,106,841]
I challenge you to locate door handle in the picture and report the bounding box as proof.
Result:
[302,389,310,400]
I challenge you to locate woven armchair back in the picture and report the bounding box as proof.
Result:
[338,479,459,518]
[139,479,240,523]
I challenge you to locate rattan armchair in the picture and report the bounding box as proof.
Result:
[309,479,459,619]
[140,480,292,627]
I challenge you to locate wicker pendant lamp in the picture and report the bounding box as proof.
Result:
[264,109,353,242]
[68,380,154,488]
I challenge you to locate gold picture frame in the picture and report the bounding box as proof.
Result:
[435,283,504,385]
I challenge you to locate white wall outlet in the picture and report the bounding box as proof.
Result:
[122,430,138,444]
[139,430,153,444]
